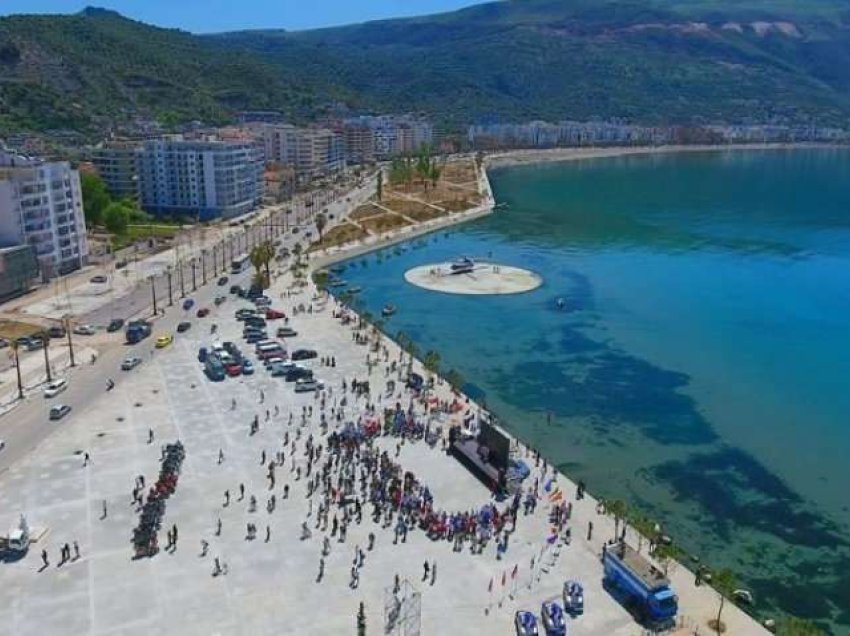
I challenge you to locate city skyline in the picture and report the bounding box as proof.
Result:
[0,0,483,33]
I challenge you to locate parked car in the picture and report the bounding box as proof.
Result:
[74,324,96,336]
[563,580,584,616]
[49,404,72,420]
[214,295,226,306]
[235,308,256,320]
[155,334,173,348]
[48,325,66,338]
[265,309,286,320]
[285,367,313,382]
[177,322,191,333]
[515,611,540,636]
[244,317,267,329]
[291,348,318,361]
[90,274,108,284]
[198,347,208,363]
[225,362,242,377]
[241,360,255,375]
[217,276,229,286]
[121,356,142,371]
[230,285,242,295]
[106,318,125,333]
[253,297,272,308]
[182,298,195,311]
[269,361,298,377]
[196,308,210,318]
[263,356,287,368]
[540,601,567,636]
[244,332,268,344]
[277,327,298,338]
[26,337,45,351]
[43,378,68,398]
[294,378,323,392]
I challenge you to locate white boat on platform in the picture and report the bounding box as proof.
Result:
[450,257,476,275]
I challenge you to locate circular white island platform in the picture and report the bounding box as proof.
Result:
[404,262,542,295]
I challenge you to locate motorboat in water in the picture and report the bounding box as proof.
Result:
[382,304,397,317]
[450,257,476,275]
[348,286,363,294]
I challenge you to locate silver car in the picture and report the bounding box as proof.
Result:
[121,356,142,371]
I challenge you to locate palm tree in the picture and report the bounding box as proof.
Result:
[445,369,465,391]
[315,213,328,243]
[607,499,628,542]
[629,514,659,554]
[423,349,440,374]
[777,617,823,636]
[376,171,383,201]
[710,568,737,634]
[10,338,24,400]
[249,242,274,289]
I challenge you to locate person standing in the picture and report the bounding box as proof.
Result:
[40,549,48,568]
[73,541,80,560]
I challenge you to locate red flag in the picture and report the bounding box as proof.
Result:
[501,571,506,586]
[511,564,518,579]
[488,578,493,592]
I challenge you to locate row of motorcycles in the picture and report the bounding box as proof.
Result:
[132,441,186,558]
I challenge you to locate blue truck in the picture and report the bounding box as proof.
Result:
[602,541,677,629]
[125,320,152,344]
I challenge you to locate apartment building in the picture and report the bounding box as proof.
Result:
[341,115,433,161]
[137,138,264,221]
[0,244,40,301]
[0,151,88,279]
[263,125,345,181]
[89,141,140,201]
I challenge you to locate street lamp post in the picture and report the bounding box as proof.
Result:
[12,343,23,400]
[179,260,186,298]
[191,258,197,292]
[64,316,76,367]
[201,250,207,286]
[166,266,174,306]
[150,276,158,317]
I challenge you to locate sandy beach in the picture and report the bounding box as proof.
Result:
[486,142,844,169]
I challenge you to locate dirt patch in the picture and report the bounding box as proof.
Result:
[0,319,45,340]
[349,203,385,221]
[441,160,478,185]
[383,197,445,222]
[359,214,412,235]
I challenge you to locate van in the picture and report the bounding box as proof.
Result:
[43,378,68,398]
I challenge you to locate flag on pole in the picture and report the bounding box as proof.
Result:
[511,564,518,579]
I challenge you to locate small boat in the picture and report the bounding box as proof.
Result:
[382,304,397,317]
[450,256,475,275]
[348,286,362,294]
[328,280,348,288]
[733,589,754,605]
[330,265,346,274]
[555,297,567,310]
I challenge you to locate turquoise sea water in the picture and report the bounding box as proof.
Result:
[337,149,850,632]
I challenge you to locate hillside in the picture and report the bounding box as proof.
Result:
[4,1,850,134]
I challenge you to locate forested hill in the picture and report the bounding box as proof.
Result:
[4,1,850,134]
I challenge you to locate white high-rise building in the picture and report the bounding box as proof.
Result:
[263,125,345,181]
[137,138,263,221]
[0,150,88,279]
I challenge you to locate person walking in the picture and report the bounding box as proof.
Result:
[40,549,48,568]
[422,561,430,581]
[224,490,230,507]
[82,452,91,467]
[265,525,271,543]
[431,561,437,586]
[73,541,80,560]
[218,448,225,464]
[101,500,108,519]
[216,518,222,536]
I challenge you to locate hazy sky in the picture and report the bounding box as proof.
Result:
[0,0,484,32]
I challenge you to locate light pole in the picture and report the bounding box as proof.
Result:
[150,276,158,317]
[166,266,174,306]
[64,315,76,367]
[179,260,186,298]
[201,250,207,286]
[191,258,197,292]
[12,342,23,400]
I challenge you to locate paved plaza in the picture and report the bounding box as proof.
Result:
[0,268,766,635]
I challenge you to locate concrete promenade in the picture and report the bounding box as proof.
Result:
[0,259,768,635]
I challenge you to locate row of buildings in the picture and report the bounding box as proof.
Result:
[87,114,434,221]
[467,120,850,149]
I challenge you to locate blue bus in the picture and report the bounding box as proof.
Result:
[230,253,250,274]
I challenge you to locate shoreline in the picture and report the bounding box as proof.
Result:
[485,141,847,169]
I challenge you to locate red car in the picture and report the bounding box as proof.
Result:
[196,308,210,318]
[265,309,286,320]
[225,362,242,377]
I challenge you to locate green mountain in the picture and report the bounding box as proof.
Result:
[3,1,850,134]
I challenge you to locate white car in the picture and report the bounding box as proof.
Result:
[43,378,68,398]
[73,324,95,336]
[121,357,142,371]
[294,378,324,393]
[49,404,72,420]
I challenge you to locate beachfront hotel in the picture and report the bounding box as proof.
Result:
[136,137,264,221]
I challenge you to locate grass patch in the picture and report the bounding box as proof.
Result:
[360,213,412,235]
[349,204,385,221]
[308,222,368,252]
